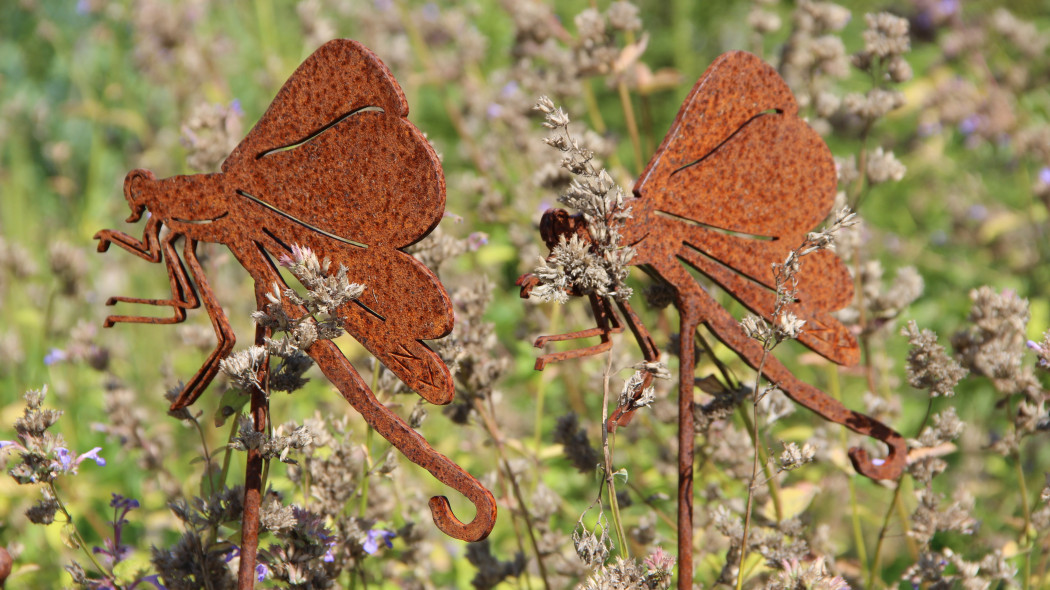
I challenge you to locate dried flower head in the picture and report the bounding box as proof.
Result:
[532,97,635,302]
[902,321,967,398]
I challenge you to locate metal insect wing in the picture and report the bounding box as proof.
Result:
[520,52,906,585]
[95,40,495,543]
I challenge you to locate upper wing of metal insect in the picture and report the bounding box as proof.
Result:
[632,51,857,366]
[222,39,455,405]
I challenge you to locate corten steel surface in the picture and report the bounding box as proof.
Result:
[0,546,10,588]
[94,39,497,586]
[519,51,906,587]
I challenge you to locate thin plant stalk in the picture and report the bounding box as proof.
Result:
[827,368,868,571]
[358,365,383,519]
[1015,450,1032,590]
[735,404,782,522]
[618,31,644,174]
[472,396,552,590]
[601,351,629,560]
[735,350,771,590]
[191,416,216,497]
[532,303,561,459]
[867,397,935,588]
[49,482,112,581]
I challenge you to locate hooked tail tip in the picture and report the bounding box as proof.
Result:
[427,492,497,542]
[848,444,905,481]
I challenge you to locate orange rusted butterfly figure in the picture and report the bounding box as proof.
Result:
[95,40,495,543]
[520,51,905,585]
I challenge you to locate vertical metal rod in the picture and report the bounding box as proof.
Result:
[237,325,269,589]
[677,316,695,589]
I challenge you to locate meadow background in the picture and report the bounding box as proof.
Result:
[1,0,1050,588]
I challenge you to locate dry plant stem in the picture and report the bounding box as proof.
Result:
[826,367,869,570]
[1014,448,1033,590]
[532,304,561,461]
[476,396,533,587]
[639,94,655,157]
[471,397,552,590]
[192,417,216,497]
[1037,539,1050,590]
[358,367,383,520]
[601,351,629,560]
[358,426,374,519]
[735,404,782,521]
[394,0,489,175]
[736,350,771,590]
[50,481,112,580]
[582,80,608,135]
[237,326,270,590]
[618,31,644,174]
[867,399,935,589]
[852,240,880,397]
[626,479,677,530]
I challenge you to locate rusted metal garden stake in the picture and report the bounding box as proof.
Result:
[95,39,496,588]
[520,52,906,588]
[0,545,11,588]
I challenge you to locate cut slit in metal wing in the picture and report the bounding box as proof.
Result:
[224,39,408,169]
[635,51,800,193]
[655,113,837,239]
[242,111,445,249]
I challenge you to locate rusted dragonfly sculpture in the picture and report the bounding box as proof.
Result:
[95,39,496,585]
[520,51,905,586]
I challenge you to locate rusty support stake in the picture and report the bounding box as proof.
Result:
[237,325,269,589]
[520,52,907,588]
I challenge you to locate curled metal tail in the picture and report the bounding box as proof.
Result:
[307,338,496,541]
[428,484,497,542]
[773,364,906,481]
[847,429,907,481]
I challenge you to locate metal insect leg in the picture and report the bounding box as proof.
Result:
[527,293,625,370]
[166,239,236,411]
[95,219,201,326]
[245,246,497,542]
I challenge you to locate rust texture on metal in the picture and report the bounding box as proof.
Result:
[0,545,11,588]
[94,39,497,585]
[519,51,906,587]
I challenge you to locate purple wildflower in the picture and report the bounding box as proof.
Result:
[44,348,67,366]
[255,563,270,581]
[467,232,488,251]
[500,81,519,98]
[1039,167,1050,185]
[959,115,980,135]
[363,528,396,554]
[54,447,106,474]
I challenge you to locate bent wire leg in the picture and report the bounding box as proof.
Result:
[167,239,236,411]
[103,234,202,327]
[532,294,624,370]
[95,216,163,262]
[245,245,496,541]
